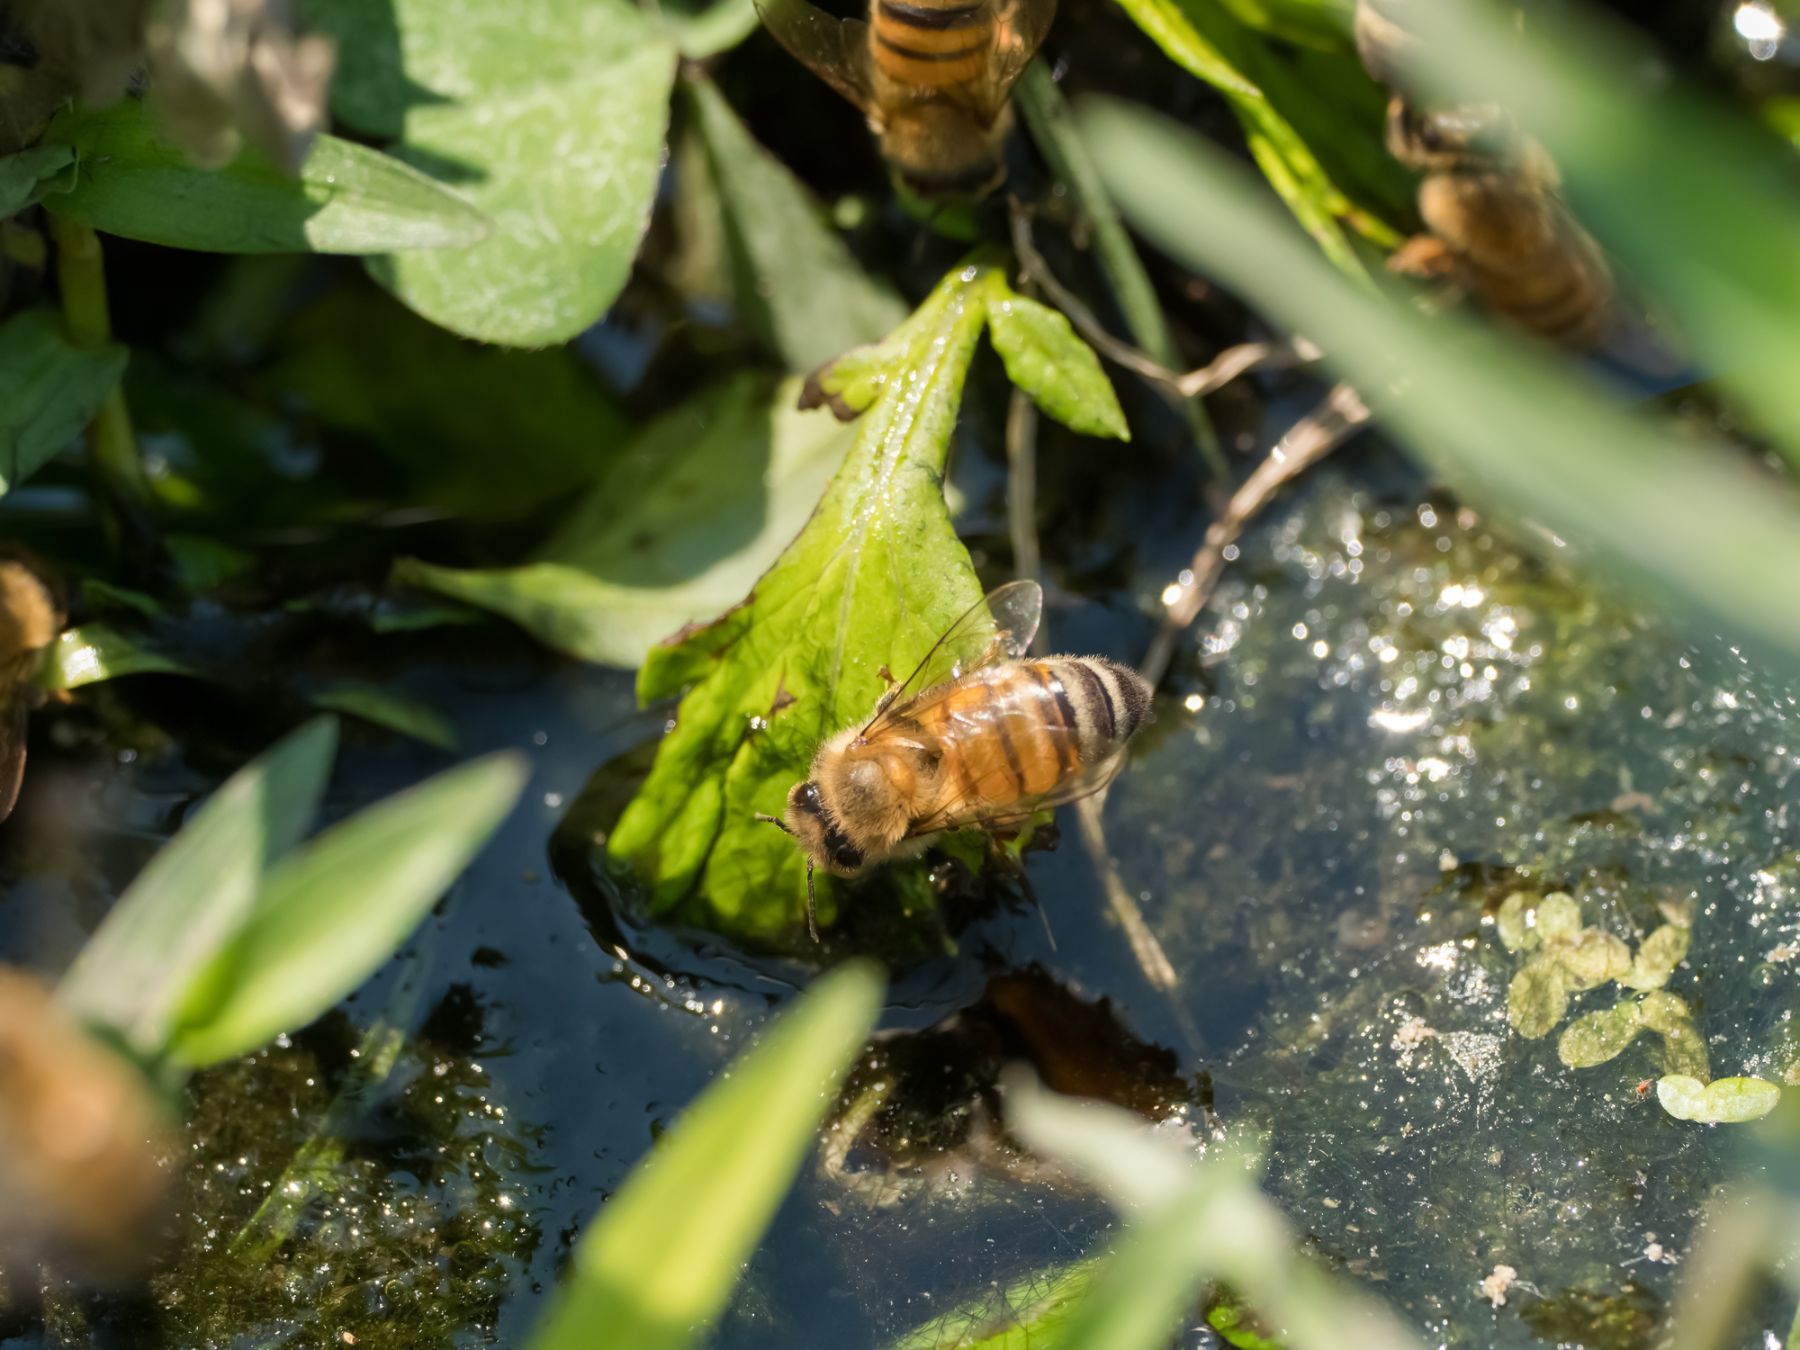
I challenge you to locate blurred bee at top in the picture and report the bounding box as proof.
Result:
[1354,0,1617,349]
[0,551,63,823]
[761,580,1152,936]
[753,0,1056,200]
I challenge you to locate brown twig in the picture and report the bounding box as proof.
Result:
[1141,380,1373,687]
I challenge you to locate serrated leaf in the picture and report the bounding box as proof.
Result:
[685,74,905,372]
[1557,1000,1644,1069]
[167,752,527,1067]
[57,719,337,1057]
[0,309,127,497]
[394,375,855,669]
[1657,1075,1781,1124]
[1619,922,1690,992]
[42,101,490,254]
[1508,957,1569,1039]
[607,265,996,938]
[0,144,74,217]
[304,0,676,345]
[983,280,1130,440]
[529,962,883,1350]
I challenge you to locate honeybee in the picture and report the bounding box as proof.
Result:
[0,551,64,822]
[761,581,1152,935]
[753,0,1055,199]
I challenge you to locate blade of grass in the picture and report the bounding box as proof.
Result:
[56,717,337,1057]
[529,962,885,1350]
[166,751,527,1068]
[1078,97,1800,679]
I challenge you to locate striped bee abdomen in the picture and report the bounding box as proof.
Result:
[869,0,992,88]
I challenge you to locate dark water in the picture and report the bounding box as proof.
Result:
[3,404,1797,1349]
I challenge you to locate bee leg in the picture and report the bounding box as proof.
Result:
[985,834,1056,952]
[806,862,820,944]
[868,666,903,719]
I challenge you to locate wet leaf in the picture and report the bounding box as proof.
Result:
[607,265,996,936]
[41,623,198,690]
[1656,1075,1781,1124]
[1534,892,1582,944]
[307,682,458,751]
[529,962,884,1350]
[685,73,905,372]
[1618,922,1690,992]
[1637,990,1695,1035]
[0,308,127,497]
[1508,958,1570,1040]
[1495,891,1535,952]
[303,0,676,345]
[42,100,490,254]
[1557,1000,1644,1069]
[888,1259,1102,1349]
[57,719,337,1058]
[983,280,1130,440]
[1553,928,1632,991]
[1637,992,1711,1081]
[394,375,855,669]
[0,144,75,217]
[167,751,527,1067]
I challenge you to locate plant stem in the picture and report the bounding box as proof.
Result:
[47,214,155,541]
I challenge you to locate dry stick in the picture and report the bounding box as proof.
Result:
[1141,380,1373,688]
[1006,386,1043,633]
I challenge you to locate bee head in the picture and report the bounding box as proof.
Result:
[880,102,1007,202]
[781,780,866,877]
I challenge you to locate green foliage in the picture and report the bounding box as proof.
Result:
[685,74,905,372]
[1656,1075,1781,1124]
[605,264,1125,938]
[528,962,884,1350]
[41,101,489,254]
[983,289,1129,441]
[306,681,459,751]
[0,308,126,496]
[302,0,676,345]
[1078,97,1800,678]
[42,623,196,689]
[0,143,73,216]
[395,374,856,668]
[889,1260,1104,1349]
[167,750,525,1067]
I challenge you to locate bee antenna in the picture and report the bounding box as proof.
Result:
[754,811,792,836]
[806,862,820,944]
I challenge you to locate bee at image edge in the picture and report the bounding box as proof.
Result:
[760,581,1153,937]
[752,0,1056,200]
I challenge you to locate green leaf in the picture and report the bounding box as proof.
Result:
[1639,991,1711,1081]
[41,101,490,255]
[1078,97,1800,678]
[685,74,906,372]
[1494,891,1534,952]
[0,144,74,217]
[1557,1000,1645,1069]
[303,0,676,345]
[1534,892,1582,944]
[394,374,855,669]
[656,0,761,59]
[983,279,1130,440]
[888,1260,1103,1350]
[529,962,884,1350]
[1552,928,1631,991]
[1508,958,1569,1040]
[56,718,338,1058]
[308,682,459,751]
[167,751,527,1068]
[1618,922,1691,993]
[608,265,995,937]
[1657,1075,1782,1125]
[41,623,198,690]
[0,308,127,497]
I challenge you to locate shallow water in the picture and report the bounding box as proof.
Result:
[3,417,1797,1349]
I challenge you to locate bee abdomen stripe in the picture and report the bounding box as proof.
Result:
[875,31,987,60]
[878,0,986,29]
[1093,660,1150,740]
[1026,665,1082,773]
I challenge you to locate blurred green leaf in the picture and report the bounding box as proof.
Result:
[1619,921,1691,992]
[395,374,855,668]
[41,623,198,690]
[1557,1000,1644,1069]
[1535,892,1582,943]
[657,0,761,58]
[1555,928,1630,991]
[41,101,490,254]
[0,308,126,496]
[304,0,676,345]
[685,74,905,371]
[1508,958,1569,1039]
[0,144,74,217]
[57,718,338,1057]
[167,751,526,1068]
[529,962,884,1350]
[269,288,632,519]
[308,682,459,751]
[889,1260,1103,1350]
[983,281,1130,440]
[1079,97,1800,677]
[1657,1075,1781,1124]
[606,266,996,938]
[1495,891,1532,952]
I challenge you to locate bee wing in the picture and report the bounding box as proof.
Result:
[754,0,877,113]
[970,0,1055,117]
[907,736,1128,837]
[860,580,1042,737]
